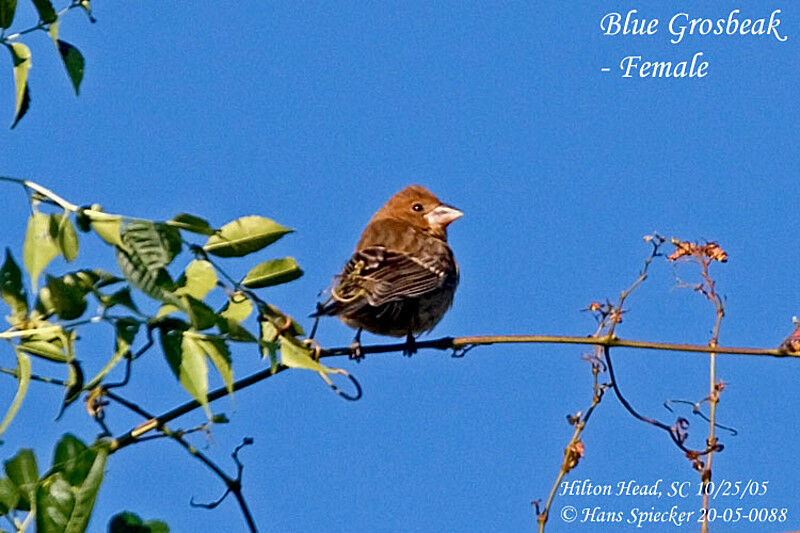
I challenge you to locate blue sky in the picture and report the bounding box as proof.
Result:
[1,1,799,531]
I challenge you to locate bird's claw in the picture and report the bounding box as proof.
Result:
[403,334,417,357]
[349,340,364,362]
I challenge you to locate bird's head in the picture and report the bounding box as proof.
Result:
[376,185,462,240]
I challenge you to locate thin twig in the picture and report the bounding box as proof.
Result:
[537,359,606,532]
[0,366,65,385]
[1,0,84,41]
[538,235,661,532]
[103,391,258,532]
[698,259,725,533]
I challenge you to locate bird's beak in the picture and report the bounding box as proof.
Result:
[425,204,463,227]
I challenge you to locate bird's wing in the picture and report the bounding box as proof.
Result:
[332,246,450,308]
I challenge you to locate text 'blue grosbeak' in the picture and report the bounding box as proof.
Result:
[314,185,462,358]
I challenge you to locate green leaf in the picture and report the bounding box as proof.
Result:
[23,212,59,292]
[63,442,107,533]
[88,212,124,249]
[280,337,350,392]
[40,275,88,320]
[167,213,216,235]
[156,260,216,318]
[260,303,304,336]
[4,448,38,511]
[0,347,30,440]
[183,295,217,330]
[115,249,178,307]
[196,337,233,396]
[120,221,181,271]
[258,318,279,372]
[65,269,121,290]
[109,512,169,533]
[56,40,83,96]
[241,257,303,288]
[78,0,94,23]
[54,214,79,262]
[142,520,170,533]
[215,292,255,342]
[47,17,58,41]
[56,360,83,417]
[35,270,120,320]
[279,336,328,372]
[0,0,17,29]
[31,0,56,23]
[0,477,19,514]
[159,326,209,417]
[204,216,292,257]
[0,248,28,322]
[51,434,92,486]
[30,439,108,533]
[109,512,143,529]
[6,42,30,128]
[116,222,182,305]
[176,260,216,298]
[98,287,139,313]
[17,339,69,362]
[219,292,252,322]
[85,318,139,389]
[36,473,73,532]
[217,316,256,343]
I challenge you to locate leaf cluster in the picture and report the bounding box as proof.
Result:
[0,180,338,531]
[1,0,94,127]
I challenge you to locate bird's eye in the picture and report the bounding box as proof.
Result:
[412,203,424,212]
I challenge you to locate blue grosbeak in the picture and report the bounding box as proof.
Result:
[315,185,462,358]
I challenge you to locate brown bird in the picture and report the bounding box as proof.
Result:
[314,185,462,359]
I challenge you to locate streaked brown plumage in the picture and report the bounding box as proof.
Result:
[315,185,462,353]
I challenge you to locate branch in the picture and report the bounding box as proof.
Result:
[0,366,65,386]
[323,334,794,359]
[110,365,286,452]
[103,391,258,532]
[107,333,798,454]
[0,176,153,224]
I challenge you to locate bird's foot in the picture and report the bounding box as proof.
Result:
[349,340,364,362]
[403,334,417,357]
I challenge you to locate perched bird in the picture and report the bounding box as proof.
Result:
[314,185,462,359]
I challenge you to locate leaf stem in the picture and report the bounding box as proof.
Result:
[2,1,84,42]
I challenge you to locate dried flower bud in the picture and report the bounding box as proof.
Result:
[85,386,106,418]
[668,239,695,261]
[703,242,728,263]
[779,322,800,353]
[564,440,585,473]
[668,238,728,263]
